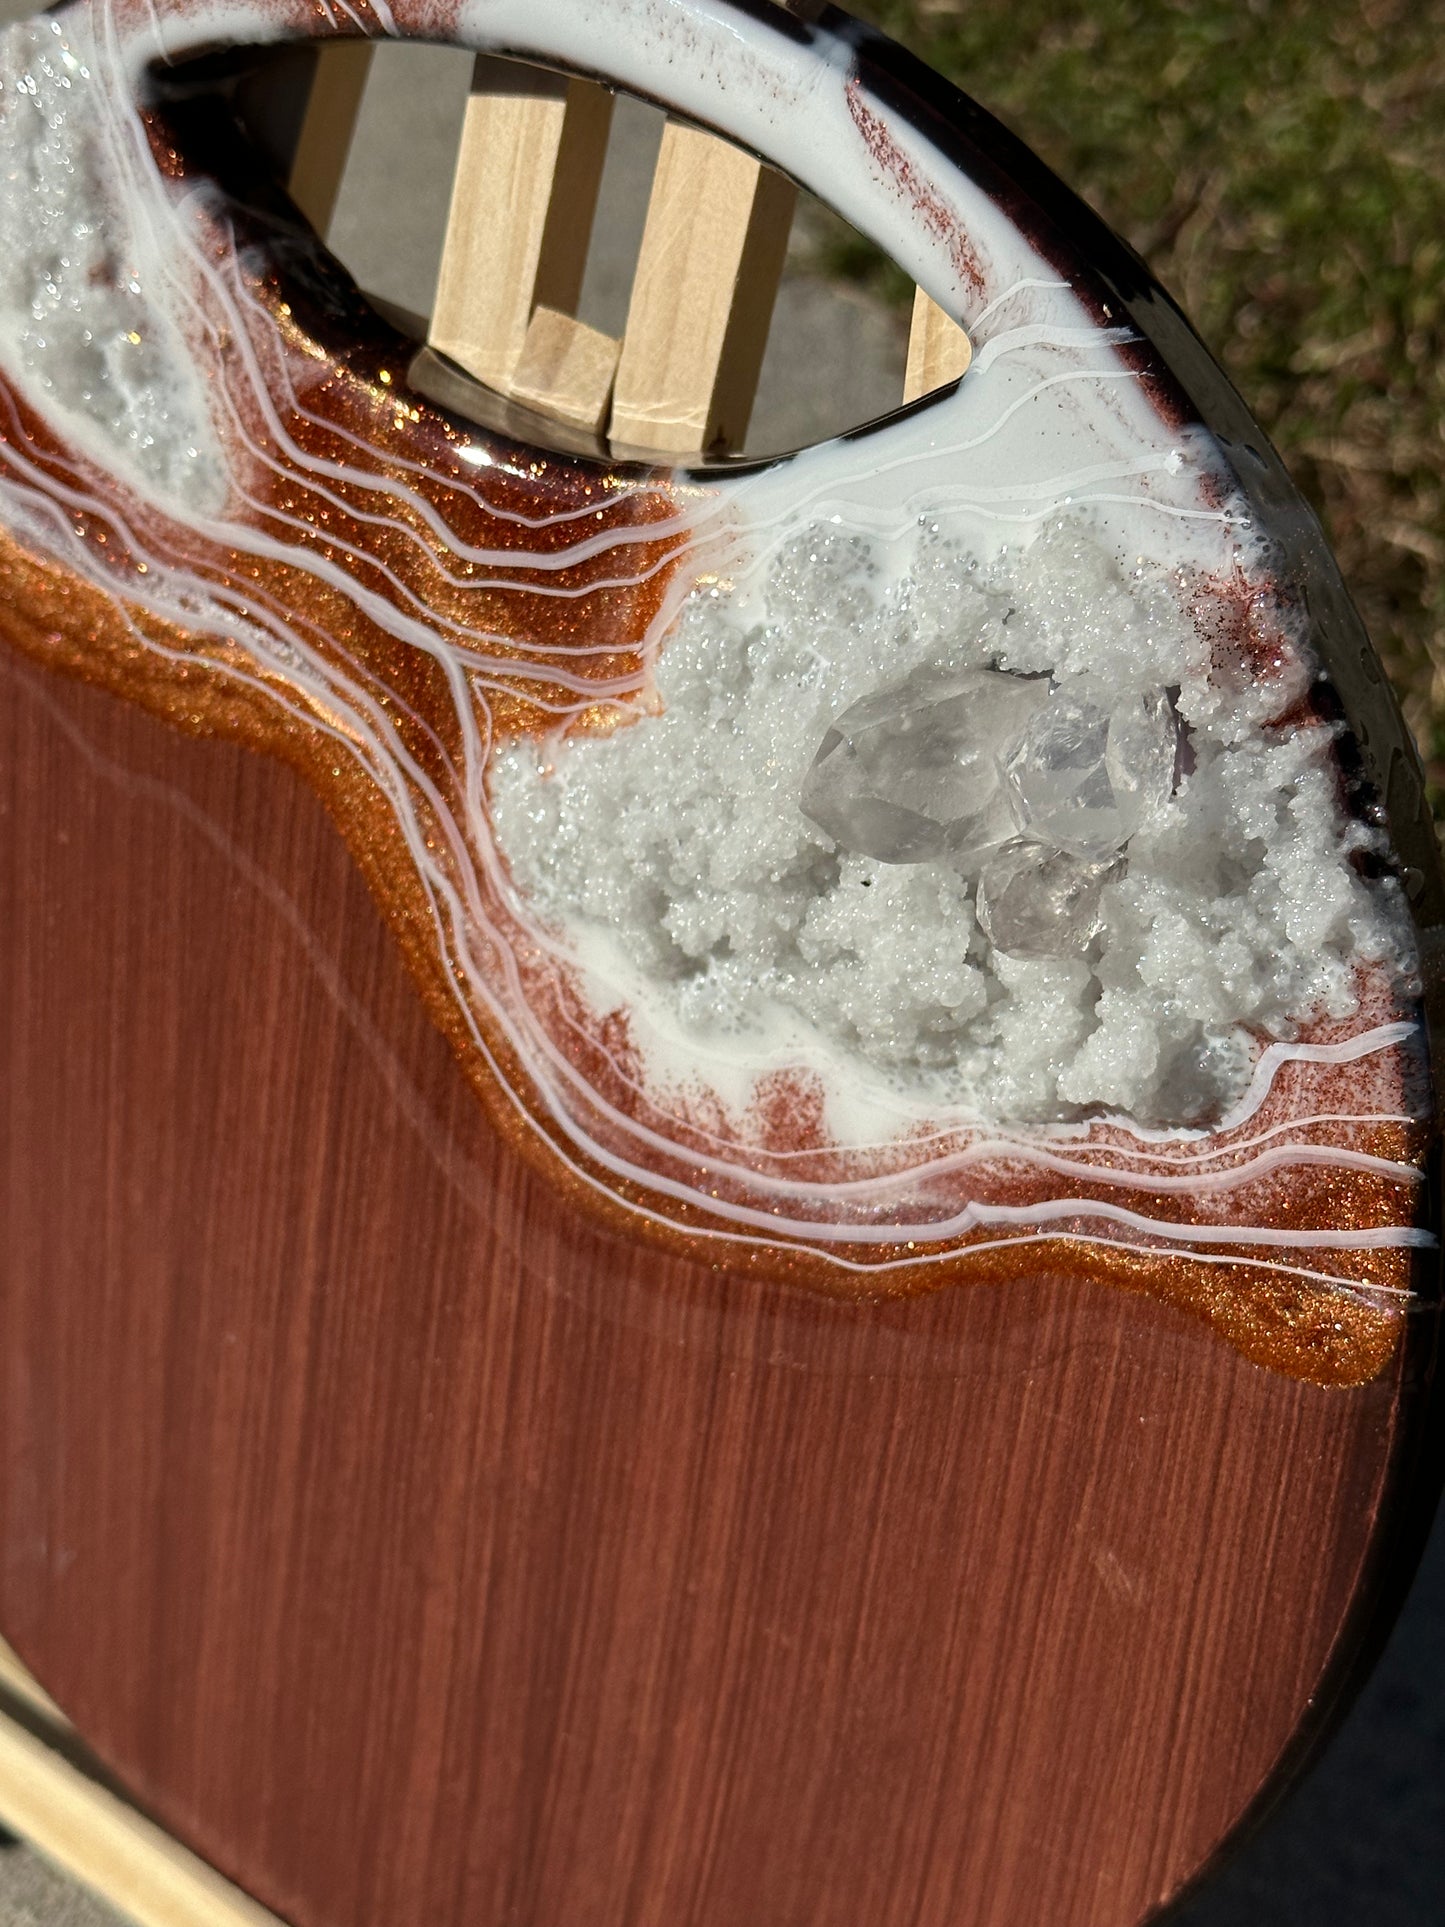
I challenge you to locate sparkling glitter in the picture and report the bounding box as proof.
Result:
[0,0,1430,1390]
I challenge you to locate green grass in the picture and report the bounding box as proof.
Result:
[827,0,1445,811]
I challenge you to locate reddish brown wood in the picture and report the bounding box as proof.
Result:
[0,649,1431,1927]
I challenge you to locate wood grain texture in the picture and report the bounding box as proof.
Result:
[430,60,614,395]
[288,43,374,241]
[0,648,1436,1927]
[611,121,796,455]
[509,305,621,433]
[905,286,973,402]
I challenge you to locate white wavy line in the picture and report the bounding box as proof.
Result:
[971,277,1074,332]
[0,11,1425,1307]
[970,322,1136,376]
[496,1021,1431,1254]
[1121,1023,1421,1140]
[4,427,1421,1254]
[470,932,1425,1195]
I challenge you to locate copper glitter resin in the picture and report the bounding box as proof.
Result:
[4,10,1445,1927]
[0,0,1438,1396]
[0,324,1421,1388]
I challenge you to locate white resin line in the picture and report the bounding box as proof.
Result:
[969,279,1075,331]
[489,1016,1432,1256]
[2,386,1414,1253]
[470,1115,1421,1301]
[1122,1024,1421,1141]
[140,0,171,65]
[0,0,1426,1297]
[211,277,707,583]
[969,322,1138,376]
[242,284,674,534]
[507,961,1422,1182]
[653,1137,1428,1206]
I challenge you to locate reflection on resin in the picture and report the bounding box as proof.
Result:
[0,0,1432,1386]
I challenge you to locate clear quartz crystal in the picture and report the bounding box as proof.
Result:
[800,667,1177,959]
[977,839,1119,959]
[800,667,1048,865]
[1002,690,1178,859]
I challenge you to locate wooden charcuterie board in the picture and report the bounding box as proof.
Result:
[1,6,1440,1926]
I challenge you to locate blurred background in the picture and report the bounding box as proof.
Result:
[849,0,1445,822]
[1,0,1442,1922]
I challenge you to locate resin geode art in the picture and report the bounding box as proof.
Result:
[0,0,1439,1388]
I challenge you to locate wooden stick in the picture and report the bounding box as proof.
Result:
[903,287,973,403]
[0,1637,66,1725]
[429,59,614,395]
[509,307,621,433]
[0,1703,284,1927]
[288,42,375,240]
[610,121,796,456]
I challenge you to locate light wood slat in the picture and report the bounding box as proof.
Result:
[429,59,614,395]
[1,1639,284,1925]
[288,42,375,240]
[0,1706,285,1927]
[509,307,621,433]
[903,287,973,403]
[609,121,796,456]
[0,1636,66,1724]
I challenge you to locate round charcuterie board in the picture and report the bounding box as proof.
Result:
[1,6,1440,1925]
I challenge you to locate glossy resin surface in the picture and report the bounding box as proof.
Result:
[0,6,1441,1927]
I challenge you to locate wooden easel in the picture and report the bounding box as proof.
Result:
[0,1638,281,1925]
[289,43,973,455]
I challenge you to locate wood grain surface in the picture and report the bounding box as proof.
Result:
[429,60,614,398]
[610,119,796,454]
[904,287,973,403]
[0,646,1437,1927]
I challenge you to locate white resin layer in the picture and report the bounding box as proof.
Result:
[0,0,1426,1293]
[492,514,1403,1130]
[0,10,225,506]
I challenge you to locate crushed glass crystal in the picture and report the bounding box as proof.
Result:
[976,839,1119,959]
[799,667,1048,865]
[1001,689,1178,859]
